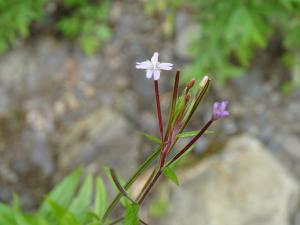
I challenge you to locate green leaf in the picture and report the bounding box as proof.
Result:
[39,168,82,215]
[86,222,103,225]
[176,130,213,138]
[124,204,139,225]
[109,169,134,204]
[139,132,162,144]
[149,199,169,218]
[103,166,131,207]
[169,145,195,169]
[94,177,107,219]
[46,199,80,225]
[69,175,93,223]
[0,203,16,225]
[163,167,179,186]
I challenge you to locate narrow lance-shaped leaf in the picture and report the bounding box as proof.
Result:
[124,203,139,225]
[163,167,179,186]
[46,199,80,225]
[103,166,131,207]
[139,132,162,144]
[167,145,195,169]
[39,168,82,215]
[94,177,107,219]
[176,130,213,138]
[69,175,93,223]
[109,168,136,204]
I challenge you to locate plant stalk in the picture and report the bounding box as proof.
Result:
[154,80,164,142]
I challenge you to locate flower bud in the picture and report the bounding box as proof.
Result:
[199,75,209,88]
[212,101,229,120]
[187,79,196,89]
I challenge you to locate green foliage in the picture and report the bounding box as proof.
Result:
[139,132,162,144]
[144,0,300,85]
[143,0,183,37]
[57,0,112,55]
[124,203,139,225]
[0,0,47,53]
[148,198,169,218]
[0,0,112,55]
[0,169,108,225]
[163,167,179,185]
[186,0,300,84]
[176,130,213,138]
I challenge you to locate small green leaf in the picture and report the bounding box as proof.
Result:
[46,199,80,225]
[139,132,162,144]
[109,169,135,204]
[39,168,82,216]
[124,203,139,225]
[0,203,16,225]
[149,199,169,218]
[69,175,93,223]
[163,167,179,186]
[169,145,195,169]
[94,177,107,219]
[103,166,131,207]
[176,130,213,138]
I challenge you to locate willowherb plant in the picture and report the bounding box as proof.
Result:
[101,52,229,224]
[0,52,229,225]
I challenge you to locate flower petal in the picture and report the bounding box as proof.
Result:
[158,63,173,70]
[153,70,160,80]
[151,52,159,64]
[222,111,230,117]
[220,101,228,111]
[136,60,153,69]
[213,102,219,111]
[146,70,153,79]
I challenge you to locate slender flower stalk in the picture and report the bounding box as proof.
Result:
[168,119,214,166]
[154,80,164,141]
[164,70,180,142]
[137,170,163,205]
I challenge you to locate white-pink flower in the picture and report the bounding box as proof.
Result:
[136,52,173,80]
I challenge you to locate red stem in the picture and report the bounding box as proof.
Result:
[154,80,164,141]
[169,119,214,165]
[137,170,162,205]
[164,70,180,142]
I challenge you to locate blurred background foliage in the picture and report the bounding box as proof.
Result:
[1,0,300,85]
[0,0,112,55]
[143,0,300,85]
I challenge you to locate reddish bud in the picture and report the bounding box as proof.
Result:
[187,79,196,89]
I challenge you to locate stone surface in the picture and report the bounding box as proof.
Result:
[57,107,140,179]
[157,135,299,225]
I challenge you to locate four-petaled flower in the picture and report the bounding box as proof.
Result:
[136,52,173,80]
[212,101,229,120]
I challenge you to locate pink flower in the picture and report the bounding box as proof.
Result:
[212,101,229,120]
[136,52,173,80]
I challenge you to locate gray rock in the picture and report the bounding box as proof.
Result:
[57,107,140,178]
[158,135,299,225]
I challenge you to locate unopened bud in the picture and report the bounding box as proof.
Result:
[199,75,209,88]
[187,79,196,89]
